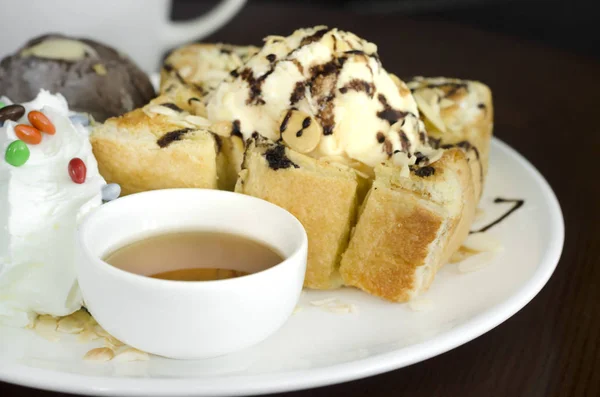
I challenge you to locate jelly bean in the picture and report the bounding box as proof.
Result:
[0,104,25,122]
[14,124,42,145]
[68,158,87,184]
[28,111,56,135]
[5,140,30,167]
[101,183,121,202]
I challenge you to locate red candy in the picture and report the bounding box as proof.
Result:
[68,158,87,184]
[14,124,42,145]
[28,111,56,135]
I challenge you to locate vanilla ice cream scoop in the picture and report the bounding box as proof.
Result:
[206,26,440,168]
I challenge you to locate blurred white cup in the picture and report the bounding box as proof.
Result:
[1,0,245,73]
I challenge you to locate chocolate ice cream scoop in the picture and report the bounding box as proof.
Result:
[0,34,155,122]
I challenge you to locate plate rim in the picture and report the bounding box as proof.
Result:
[0,137,565,396]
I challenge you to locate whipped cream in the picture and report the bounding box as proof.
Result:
[0,91,105,327]
[207,26,439,168]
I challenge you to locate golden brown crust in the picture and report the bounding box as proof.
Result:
[236,139,359,289]
[340,149,475,301]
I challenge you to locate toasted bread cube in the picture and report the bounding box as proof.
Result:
[91,97,219,195]
[408,77,493,199]
[236,139,359,289]
[340,149,476,302]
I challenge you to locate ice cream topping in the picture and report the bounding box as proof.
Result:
[207,26,440,168]
[0,90,105,326]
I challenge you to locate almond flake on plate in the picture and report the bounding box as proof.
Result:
[309,297,338,307]
[83,347,114,362]
[462,234,503,253]
[408,298,434,312]
[57,316,85,334]
[77,329,101,343]
[292,306,304,315]
[103,335,125,349]
[34,315,60,342]
[113,347,150,362]
[458,251,497,273]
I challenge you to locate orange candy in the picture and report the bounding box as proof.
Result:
[14,125,42,145]
[28,111,56,135]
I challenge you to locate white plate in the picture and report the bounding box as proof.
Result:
[0,138,564,396]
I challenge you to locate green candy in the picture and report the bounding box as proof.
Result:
[5,140,30,167]
[0,101,5,109]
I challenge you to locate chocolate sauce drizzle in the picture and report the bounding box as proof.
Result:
[230,28,388,139]
[161,103,183,112]
[240,67,273,105]
[470,198,525,234]
[339,79,375,97]
[279,109,294,133]
[441,140,484,186]
[414,166,435,177]
[376,94,408,125]
[157,128,194,148]
[290,82,306,105]
[264,144,299,170]
[231,120,242,138]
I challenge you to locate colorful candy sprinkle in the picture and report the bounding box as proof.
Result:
[0,104,25,122]
[5,140,30,167]
[14,124,42,145]
[101,183,121,202]
[28,111,56,135]
[68,158,87,184]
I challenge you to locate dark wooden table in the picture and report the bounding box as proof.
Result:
[2,2,599,397]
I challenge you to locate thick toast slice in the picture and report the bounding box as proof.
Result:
[236,138,359,289]
[90,96,219,195]
[340,148,476,302]
[406,77,493,199]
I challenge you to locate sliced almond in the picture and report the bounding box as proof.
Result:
[292,306,304,315]
[210,120,233,137]
[103,335,125,349]
[77,329,101,343]
[93,324,111,338]
[190,101,207,117]
[113,347,150,362]
[184,115,211,128]
[146,105,179,118]
[462,234,503,253]
[413,90,447,133]
[280,110,321,153]
[83,347,114,362]
[439,98,455,109]
[70,309,92,324]
[324,305,352,314]
[57,316,85,334]
[458,251,497,273]
[389,73,411,97]
[34,315,60,342]
[408,298,434,312]
[309,297,338,307]
[449,247,477,264]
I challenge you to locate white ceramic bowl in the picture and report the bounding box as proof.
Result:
[76,189,307,359]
